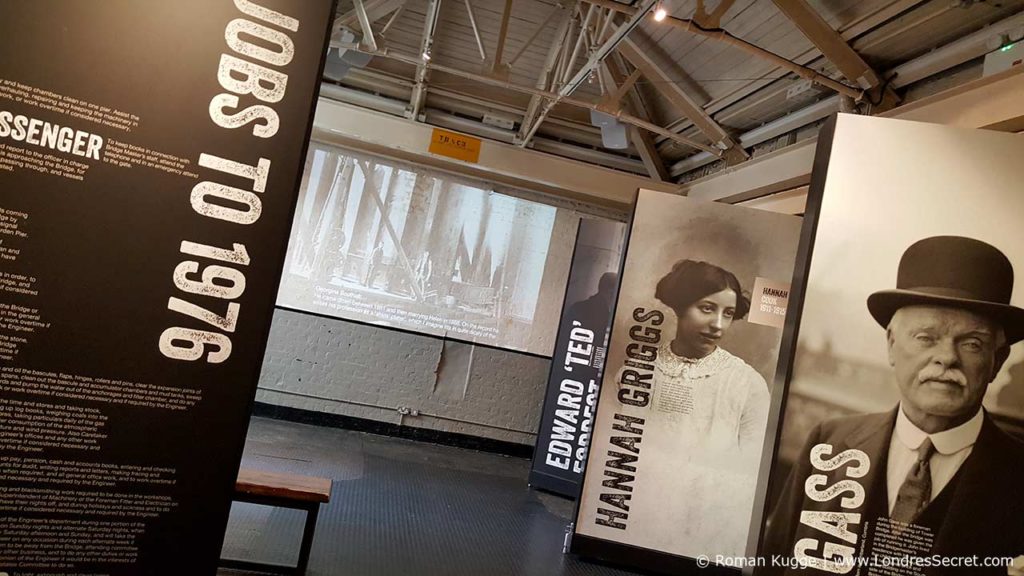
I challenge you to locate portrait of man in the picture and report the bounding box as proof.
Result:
[762,236,1024,575]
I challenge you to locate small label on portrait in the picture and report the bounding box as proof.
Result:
[749,277,791,328]
[656,381,694,415]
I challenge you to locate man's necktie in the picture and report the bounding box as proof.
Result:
[890,437,936,524]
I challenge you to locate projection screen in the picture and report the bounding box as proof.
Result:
[276,143,581,356]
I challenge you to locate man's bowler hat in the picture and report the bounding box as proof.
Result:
[867,236,1024,344]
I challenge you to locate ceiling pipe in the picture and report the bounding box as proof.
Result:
[666,10,1024,178]
[576,0,864,99]
[888,10,1024,88]
[669,95,839,176]
[650,1,928,149]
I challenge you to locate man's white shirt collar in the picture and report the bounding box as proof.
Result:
[887,404,983,513]
[894,403,984,455]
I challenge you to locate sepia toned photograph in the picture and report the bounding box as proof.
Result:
[575,189,802,564]
[759,115,1024,576]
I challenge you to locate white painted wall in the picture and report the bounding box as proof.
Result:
[311,98,678,209]
[257,309,551,444]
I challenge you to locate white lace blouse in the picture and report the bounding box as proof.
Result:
[652,344,770,463]
[624,344,771,559]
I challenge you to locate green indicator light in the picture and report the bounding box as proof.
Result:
[1001,43,1016,52]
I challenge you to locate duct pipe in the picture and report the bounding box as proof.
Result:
[576,0,863,99]
[666,10,1024,177]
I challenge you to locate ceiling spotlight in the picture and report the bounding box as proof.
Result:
[422,51,431,61]
[654,6,667,21]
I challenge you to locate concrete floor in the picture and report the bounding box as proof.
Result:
[218,416,643,576]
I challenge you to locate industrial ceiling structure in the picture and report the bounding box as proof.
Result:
[323,0,1024,185]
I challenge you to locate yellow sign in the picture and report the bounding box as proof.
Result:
[428,128,481,163]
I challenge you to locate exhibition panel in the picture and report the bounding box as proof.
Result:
[573,190,802,574]
[1,0,1021,573]
[757,115,1024,575]
[277,143,580,356]
[529,218,627,497]
[0,1,334,574]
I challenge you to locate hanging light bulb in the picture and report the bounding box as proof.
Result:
[654,2,667,21]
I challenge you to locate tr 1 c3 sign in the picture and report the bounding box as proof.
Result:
[428,128,481,164]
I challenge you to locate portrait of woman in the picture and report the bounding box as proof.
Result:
[652,259,770,457]
[574,191,801,566]
[645,258,770,557]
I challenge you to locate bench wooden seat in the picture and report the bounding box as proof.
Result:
[235,468,332,503]
[219,468,333,576]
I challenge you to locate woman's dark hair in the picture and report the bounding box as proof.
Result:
[655,259,750,319]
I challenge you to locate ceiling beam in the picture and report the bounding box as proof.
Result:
[463,0,487,61]
[578,0,864,100]
[603,56,669,181]
[337,0,405,31]
[693,0,736,29]
[617,36,747,163]
[666,9,1024,178]
[630,123,667,181]
[508,3,562,68]
[336,0,383,29]
[380,5,405,35]
[409,0,442,121]
[517,7,574,144]
[771,0,899,110]
[561,4,598,85]
[518,0,658,147]
[491,0,515,76]
[655,0,923,144]
[334,40,721,154]
[352,0,378,51]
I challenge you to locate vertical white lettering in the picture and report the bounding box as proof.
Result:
[208,94,280,138]
[225,19,295,66]
[217,54,288,104]
[199,153,271,192]
[233,0,300,32]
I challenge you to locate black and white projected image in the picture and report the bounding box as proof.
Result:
[278,144,575,355]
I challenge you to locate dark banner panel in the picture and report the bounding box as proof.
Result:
[0,1,333,574]
[756,115,1024,576]
[529,218,626,497]
[573,190,802,575]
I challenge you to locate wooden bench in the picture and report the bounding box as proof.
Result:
[219,468,332,575]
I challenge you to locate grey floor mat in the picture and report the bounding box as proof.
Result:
[218,417,643,576]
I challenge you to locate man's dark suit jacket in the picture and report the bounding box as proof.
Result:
[760,408,1024,575]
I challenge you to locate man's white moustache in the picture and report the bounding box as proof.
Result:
[917,369,967,385]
